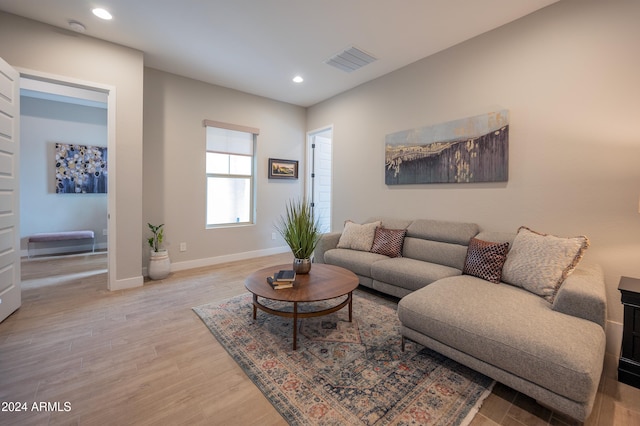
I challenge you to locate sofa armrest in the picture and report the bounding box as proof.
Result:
[552,263,607,329]
[313,232,342,264]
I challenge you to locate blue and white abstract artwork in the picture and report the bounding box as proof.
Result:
[55,143,108,194]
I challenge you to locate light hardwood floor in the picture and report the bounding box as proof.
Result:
[1,253,638,425]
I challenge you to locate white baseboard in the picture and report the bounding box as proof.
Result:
[167,246,290,273]
[109,275,144,291]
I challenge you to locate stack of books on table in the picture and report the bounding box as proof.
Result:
[267,270,296,289]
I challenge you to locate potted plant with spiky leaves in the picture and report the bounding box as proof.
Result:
[275,199,321,274]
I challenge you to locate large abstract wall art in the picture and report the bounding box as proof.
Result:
[385,110,509,185]
[55,143,108,194]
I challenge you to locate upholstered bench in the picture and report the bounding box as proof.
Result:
[27,230,95,258]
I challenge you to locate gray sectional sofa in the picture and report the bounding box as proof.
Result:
[313,217,607,422]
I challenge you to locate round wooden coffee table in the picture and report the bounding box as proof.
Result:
[244,263,359,350]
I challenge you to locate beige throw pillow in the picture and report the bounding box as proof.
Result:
[337,221,381,252]
[502,226,590,303]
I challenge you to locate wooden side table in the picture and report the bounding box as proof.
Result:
[618,276,640,389]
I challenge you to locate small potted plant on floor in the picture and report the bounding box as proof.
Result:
[147,223,170,280]
[275,199,321,274]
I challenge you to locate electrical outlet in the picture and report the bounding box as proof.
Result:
[179,242,187,252]
[102,228,108,236]
[271,232,276,240]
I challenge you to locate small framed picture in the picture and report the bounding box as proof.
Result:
[269,158,298,179]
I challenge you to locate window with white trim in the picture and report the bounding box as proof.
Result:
[205,121,258,227]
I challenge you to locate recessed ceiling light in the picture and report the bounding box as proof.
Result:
[292,76,304,83]
[92,8,112,20]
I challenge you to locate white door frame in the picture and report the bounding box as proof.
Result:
[306,125,333,233]
[17,68,117,290]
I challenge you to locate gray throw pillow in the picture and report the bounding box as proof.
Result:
[502,226,589,303]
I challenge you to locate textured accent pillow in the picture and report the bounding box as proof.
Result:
[463,238,510,284]
[370,227,407,258]
[337,221,381,252]
[502,226,590,303]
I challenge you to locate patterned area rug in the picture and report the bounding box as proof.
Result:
[193,290,494,425]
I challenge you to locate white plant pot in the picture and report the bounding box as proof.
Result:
[148,249,171,280]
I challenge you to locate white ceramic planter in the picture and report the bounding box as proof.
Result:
[148,249,171,280]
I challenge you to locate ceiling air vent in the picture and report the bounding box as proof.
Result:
[324,46,377,73]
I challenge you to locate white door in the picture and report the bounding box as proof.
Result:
[0,57,21,323]
[308,128,332,233]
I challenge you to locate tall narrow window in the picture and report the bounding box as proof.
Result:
[205,121,258,227]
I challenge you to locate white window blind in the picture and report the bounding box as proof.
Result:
[204,120,258,227]
[206,126,254,156]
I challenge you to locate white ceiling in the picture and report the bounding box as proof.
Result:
[0,0,560,107]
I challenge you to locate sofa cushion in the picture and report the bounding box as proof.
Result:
[371,257,461,292]
[552,263,607,328]
[370,227,407,258]
[398,275,606,403]
[502,226,590,302]
[401,219,479,270]
[406,219,479,245]
[337,220,381,251]
[403,237,469,270]
[463,238,510,284]
[323,248,388,278]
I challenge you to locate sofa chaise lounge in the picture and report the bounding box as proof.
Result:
[313,217,606,422]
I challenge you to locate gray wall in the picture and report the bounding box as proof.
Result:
[20,96,108,255]
[307,0,640,329]
[143,69,306,268]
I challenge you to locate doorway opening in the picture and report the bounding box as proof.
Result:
[307,126,333,233]
[19,73,115,287]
